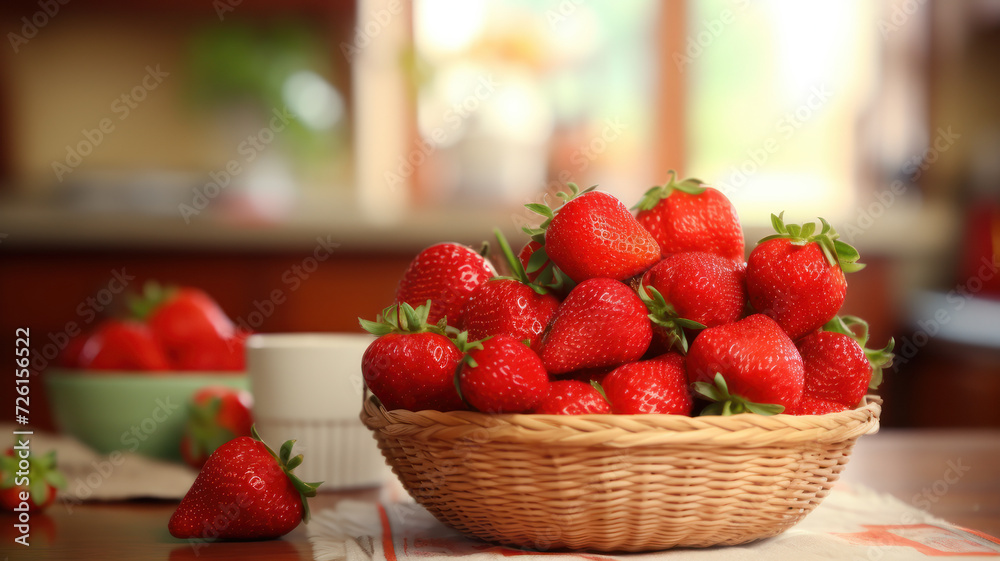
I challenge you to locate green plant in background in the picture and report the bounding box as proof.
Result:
[185,20,348,166]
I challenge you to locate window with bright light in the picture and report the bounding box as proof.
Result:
[685,0,881,223]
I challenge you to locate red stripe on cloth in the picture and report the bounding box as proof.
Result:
[377,503,398,561]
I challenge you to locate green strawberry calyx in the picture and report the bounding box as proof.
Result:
[492,228,549,296]
[451,331,493,405]
[127,280,179,320]
[358,300,449,337]
[637,282,706,354]
[182,397,236,463]
[519,183,592,294]
[759,211,866,273]
[589,380,611,405]
[250,425,322,524]
[633,170,707,212]
[822,315,895,389]
[693,373,785,416]
[1,448,67,507]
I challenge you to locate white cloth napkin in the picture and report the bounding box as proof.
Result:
[0,423,197,509]
[307,482,1000,561]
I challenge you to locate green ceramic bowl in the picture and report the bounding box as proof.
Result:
[46,370,249,462]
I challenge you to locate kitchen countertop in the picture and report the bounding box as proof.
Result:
[5,429,998,560]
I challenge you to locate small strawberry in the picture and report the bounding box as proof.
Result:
[601,353,692,415]
[180,386,255,469]
[360,301,465,412]
[457,334,550,414]
[0,448,66,512]
[524,184,661,283]
[634,171,745,262]
[746,213,864,340]
[794,315,894,414]
[168,427,321,540]
[538,278,653,374]
[78,319,170,371]
[532,380,611,415]
[458,230,559,349]
[687,314,804,415]
[395,243,496,326]
[639,252,746,352]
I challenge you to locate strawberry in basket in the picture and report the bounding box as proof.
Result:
[360,301,466,412]
[746,213,864,340]
[633,171,745,262]
[395,243,495,326]
[458,230,559,349]
[795,315,894,414]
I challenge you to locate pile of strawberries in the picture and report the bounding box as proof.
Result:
[360,173,893,417]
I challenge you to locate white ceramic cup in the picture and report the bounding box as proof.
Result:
[246,333,385,489]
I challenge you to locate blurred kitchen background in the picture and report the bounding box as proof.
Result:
[0,0,998,429]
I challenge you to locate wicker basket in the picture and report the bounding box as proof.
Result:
[361,394,881,552]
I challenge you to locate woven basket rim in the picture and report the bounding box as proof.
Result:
[361,394,881,447]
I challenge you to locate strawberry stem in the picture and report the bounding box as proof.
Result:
[359,300,448,337]
[249,425,322,524]
[637,282,705,353]
[693,373,784,416]
[822,315,895,389]
[758,212,865,273]
[127,281,177,320]
[633,170,707,211]
[493,229,548,295]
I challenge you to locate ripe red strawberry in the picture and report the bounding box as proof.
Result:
[459,230,559,349]
[746,213,864,340]
[127,282,245,371]
[795,396,850,415]
[168,427,321,540]
[457,335,549,414]
[78,319,170,371]
[687,314,804,414]
[360,301,466,412]
[639,252,747,352]
[532,380,611,415]
[601,353,692,415]
[794,315,894,414]
[395,242,496,326]
[180,386,255,469]
[524,184,660,283]
[634,171,744,262]
[538,278,653,374]
[0,448,66,512]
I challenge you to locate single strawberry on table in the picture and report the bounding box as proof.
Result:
[395,242,496,326]
[639,251,746,352]
[524,184,661,284]
[359,300,466,412]
[459,229,559,349]
[180,386,255,469]
[745,213,864,341]
[601,352,692,415]
[794,315,894,415]
[168,427,321,540]
[532,380,611,415]
[0,448,66,512]
[538,277,653,374]
[457,334,550,414]
[687,314,804,415]
[78,319,170,371]
[633,171,745,262]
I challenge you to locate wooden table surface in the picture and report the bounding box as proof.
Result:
[4,429,998,560]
